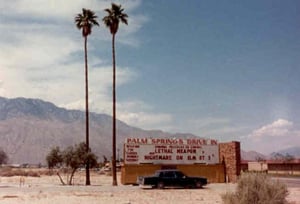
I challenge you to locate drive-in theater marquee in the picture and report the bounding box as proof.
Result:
[124,138,219,165]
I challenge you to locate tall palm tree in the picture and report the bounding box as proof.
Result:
[75,8,99,186]
[103,3,128,186]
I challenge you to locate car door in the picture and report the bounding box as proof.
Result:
[163,171,176,186]
[174,171,186,187]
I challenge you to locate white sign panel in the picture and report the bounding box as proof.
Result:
[124,138,219,165]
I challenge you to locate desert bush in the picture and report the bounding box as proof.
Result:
[0,148,8,165]
[222,173,288,204]
[0,168,40,177]
[46,142,98,185]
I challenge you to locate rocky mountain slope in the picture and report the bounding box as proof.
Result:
[0,97,196,164]
[241,150,267,161]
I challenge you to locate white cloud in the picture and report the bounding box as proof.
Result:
[0,28,79,69]
[0,0,142,21]
[117,14,149,47]
[61,65,138,114]
[118,111,173,130]
[249,119,293,140]
[245,119,300,154]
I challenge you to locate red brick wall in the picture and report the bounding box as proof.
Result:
[219,141,241,182]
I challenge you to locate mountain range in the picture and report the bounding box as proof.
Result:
[0,96,299,164]
[0,97,199,164]
[241,147,300,161]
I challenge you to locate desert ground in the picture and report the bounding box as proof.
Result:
[0,171,299,204]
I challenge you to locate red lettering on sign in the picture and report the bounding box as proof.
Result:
[155,148,173,153]
[151,138,183,145]
[187,155,196,160]
[144,155,172,160]
[187,139,207,145]
[177,149,196,154]
[199,155,205,160]
[126,138,148,144]
[176,155,183,160]
[210,140,218,145]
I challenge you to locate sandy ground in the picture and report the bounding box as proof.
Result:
[0,172,299,204]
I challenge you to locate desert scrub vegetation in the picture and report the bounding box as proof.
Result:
[222,173,288,204]
[46,142,98,185]
[0,167,40,177]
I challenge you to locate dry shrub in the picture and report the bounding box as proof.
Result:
[26,171,40,177]
[222,173,289,204]
[0,168,40,177]
[41,169,57,176]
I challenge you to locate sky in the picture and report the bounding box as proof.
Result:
[0,0,300,154]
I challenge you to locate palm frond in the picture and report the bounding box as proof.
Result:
[102,3,128,34]
[74,8,99,37]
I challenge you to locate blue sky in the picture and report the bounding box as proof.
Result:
[0,0,300,154]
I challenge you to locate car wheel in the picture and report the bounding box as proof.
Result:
[195,181,203,189]
[157,181,165,189]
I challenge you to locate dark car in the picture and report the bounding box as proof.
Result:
[137,169,207,189]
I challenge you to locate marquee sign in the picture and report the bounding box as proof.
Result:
[124,138,219,165]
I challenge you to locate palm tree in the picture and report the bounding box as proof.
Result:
[75,8,99,186]
[103,3,128,186]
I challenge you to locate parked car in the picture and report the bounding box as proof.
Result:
[137,169,207,189]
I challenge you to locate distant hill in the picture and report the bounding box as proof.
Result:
[241,147,300,161]
[278,146,300,157]
[270,146,300,159]
[241,150,267,161]
[0,97,199,164]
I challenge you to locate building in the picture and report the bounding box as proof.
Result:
[121,138,241,184]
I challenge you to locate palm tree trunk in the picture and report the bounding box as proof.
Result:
[84,36,91,186]
[112,33,117,186]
